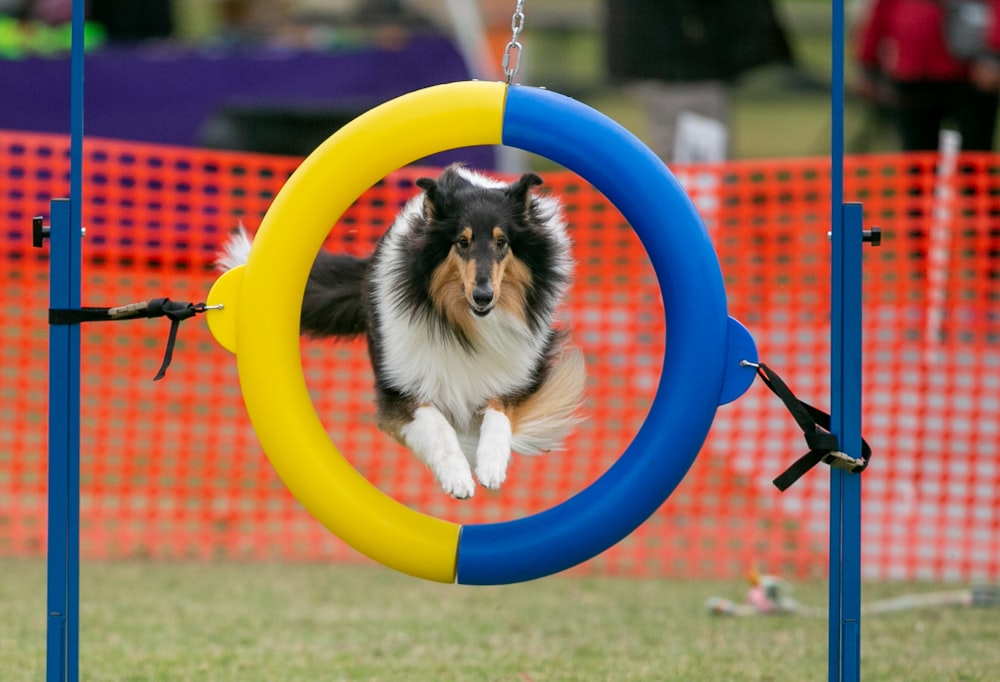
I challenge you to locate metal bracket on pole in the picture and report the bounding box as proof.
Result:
[34,216,86,248]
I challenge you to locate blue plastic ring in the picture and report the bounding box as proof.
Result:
[453,86,730,584]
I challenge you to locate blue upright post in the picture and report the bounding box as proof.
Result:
[45,1,85,680]
[828,1,863,680]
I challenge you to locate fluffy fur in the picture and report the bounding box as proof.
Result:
[217,165,585,499]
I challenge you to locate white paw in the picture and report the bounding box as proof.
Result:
[400,406,476,499]
[436,458,477,499]
[475,446,508,490]
[475,408,512,490]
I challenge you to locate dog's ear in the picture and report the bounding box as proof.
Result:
[506,173,544,212]
[418,166,473,220]
[416,177,444,220]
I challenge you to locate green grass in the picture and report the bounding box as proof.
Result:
[3,559,999,681]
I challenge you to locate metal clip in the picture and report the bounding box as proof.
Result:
[822,450,866,471]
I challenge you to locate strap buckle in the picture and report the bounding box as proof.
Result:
[823,450,866,472]
[750,362,872,490]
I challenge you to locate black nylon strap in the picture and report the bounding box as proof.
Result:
[153,318,183,381]
[49,307,133,324]
[49,298,208,380]
[755,362,871,491]
[772,450,827,492]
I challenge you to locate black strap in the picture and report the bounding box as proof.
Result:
[49,298,210,381]
[754,362,871,491]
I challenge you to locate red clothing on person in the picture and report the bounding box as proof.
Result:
[854,0,1000,150]
[855,0,1000,81]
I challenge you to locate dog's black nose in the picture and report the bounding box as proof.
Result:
[472,285,494,307]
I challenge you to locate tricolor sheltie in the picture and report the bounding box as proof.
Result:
[218,165,585,499]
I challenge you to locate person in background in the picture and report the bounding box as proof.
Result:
[854,0,1000,151]
[89,0,173,42]
[604,0,794,162]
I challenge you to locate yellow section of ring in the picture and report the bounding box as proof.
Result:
[232,81,508,582]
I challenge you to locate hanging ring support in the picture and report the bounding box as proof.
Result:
[502,0,527,84]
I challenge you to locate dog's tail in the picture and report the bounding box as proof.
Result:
[301,249,369,337]
[510,343,587,456]
[215,223,253,272]
[215,225,370,338]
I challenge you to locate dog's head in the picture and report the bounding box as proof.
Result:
[415,166,544,320]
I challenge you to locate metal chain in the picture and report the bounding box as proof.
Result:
[501,0,526,84]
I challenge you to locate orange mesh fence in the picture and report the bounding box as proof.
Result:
[2,130,998,581]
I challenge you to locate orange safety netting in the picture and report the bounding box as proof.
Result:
[2,130,998,581]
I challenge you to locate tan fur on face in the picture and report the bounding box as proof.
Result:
[428,226,532,330]
[458,257,480,308]
[495,254,530,324]
[429,250,478,340]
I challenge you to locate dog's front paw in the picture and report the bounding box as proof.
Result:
[437,458,477,499]
[475,408,512,490]
[475,448,509,490]
[400,406,476,499]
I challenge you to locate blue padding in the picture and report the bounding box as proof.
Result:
[455,86,732,585]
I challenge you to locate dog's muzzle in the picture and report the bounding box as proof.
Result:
[471,285,495,316]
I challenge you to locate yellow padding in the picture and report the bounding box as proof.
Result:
[226,81,506,583]
[205,265,242,354]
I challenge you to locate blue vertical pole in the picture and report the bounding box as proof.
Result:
[46,198,81,682]
[46,1,85,680]
[829,0,863,680]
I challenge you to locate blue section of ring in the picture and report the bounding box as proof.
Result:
[455,85,730,585]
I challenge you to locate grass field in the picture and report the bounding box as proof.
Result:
[3,559,998,681]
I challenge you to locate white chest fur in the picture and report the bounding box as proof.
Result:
[375,301,547,430]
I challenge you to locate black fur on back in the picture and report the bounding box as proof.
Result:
[300,251,370,337]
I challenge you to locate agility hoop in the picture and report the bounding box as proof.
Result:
[205,80,757,585]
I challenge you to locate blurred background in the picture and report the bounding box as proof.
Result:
[0,0,897,161]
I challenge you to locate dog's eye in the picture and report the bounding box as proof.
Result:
[456,236,470,249]
[496,236,508,249]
